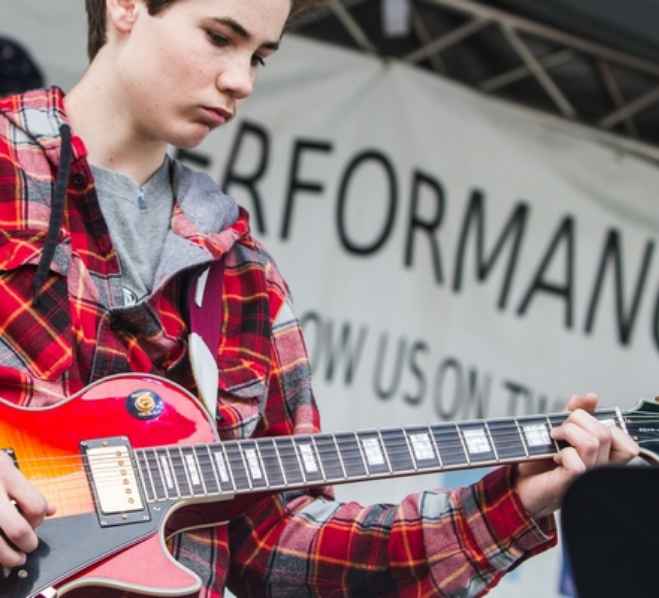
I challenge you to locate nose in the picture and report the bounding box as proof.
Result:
[216,58,254,101]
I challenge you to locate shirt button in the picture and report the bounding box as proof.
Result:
[71,173,87,190]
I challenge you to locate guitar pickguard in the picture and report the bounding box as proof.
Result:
[4,507,170,598]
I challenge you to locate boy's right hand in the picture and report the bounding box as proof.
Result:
[0,451,54,568]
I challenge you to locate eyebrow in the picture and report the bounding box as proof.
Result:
[211,17,281,52]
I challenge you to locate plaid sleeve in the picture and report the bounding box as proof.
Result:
[223,266,556,597]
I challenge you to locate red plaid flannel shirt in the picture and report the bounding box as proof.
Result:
[0,88,556,597]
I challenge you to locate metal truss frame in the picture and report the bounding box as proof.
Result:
[292,0,659,162]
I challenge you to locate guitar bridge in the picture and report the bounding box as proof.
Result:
[81,437,151,528]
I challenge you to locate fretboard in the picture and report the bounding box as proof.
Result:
[133,410,623,502]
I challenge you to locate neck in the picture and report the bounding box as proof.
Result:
[65,58,167,186]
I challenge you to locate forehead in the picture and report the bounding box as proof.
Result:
[167,0,292,39]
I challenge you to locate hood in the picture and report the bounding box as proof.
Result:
[0,86,247,296]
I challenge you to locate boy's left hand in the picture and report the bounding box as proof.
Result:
[514,394,639,518]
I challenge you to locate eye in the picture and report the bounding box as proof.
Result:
[252,54,267,68]
[206,31,229,47]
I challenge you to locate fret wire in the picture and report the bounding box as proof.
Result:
[169,448,191,496]
[135,451,153,503]
[257,439,285,488]
[514,419,530,458]
[220,443,237,492]
[157,448,177,498]
[190,448,208,495]
[162,449,178,498]
[272,439,288,486]
[546,416,561,453]
[374,429,403,474]
[431,427,468,465]
[203,445,221,492]
[236,444,254,490]
[147,449,162,499]
[315,435,344,481]
[292,439,308,483]
[483,422,499,462]
[194,446,219,495]
[354,432,370,477]
[427,426,443,468]
[209,446,225,490]
[394,432,417,468]
[310,436,327,482]
[376,430,394,473]
[136,450,155,503]
[615,407,628,435]
[455,425,471,465]
[178,447,195,494]
[181,447,208,496]
[254,441,269,488]
[335,434,366,477]
[401,429,418,471]
[148,448,167,500]
[274,438,304,484]
[146,449,162,500]
[332,435,348,479]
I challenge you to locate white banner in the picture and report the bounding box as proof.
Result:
[4,6,658,595]
[197,38,659,430]
[194,37,659,597]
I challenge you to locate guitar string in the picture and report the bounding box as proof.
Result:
[1,408,630,470]
[25,445,554,495]
[7,415,613,470]
[8,409,612,467]
[6,413,635,494]
[23,438,652,504]
[19,435,571,498]
[5,412,643,504]
[5,422,603,474]
[8,431,553,471]
[34,432,655,503]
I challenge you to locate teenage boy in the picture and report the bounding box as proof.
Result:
[0,1,639,596]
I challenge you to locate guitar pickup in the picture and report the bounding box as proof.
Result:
[81,437,150,528]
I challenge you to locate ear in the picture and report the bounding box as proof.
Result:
[106,0,143,35]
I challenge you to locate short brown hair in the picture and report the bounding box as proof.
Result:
[85,0,323,61]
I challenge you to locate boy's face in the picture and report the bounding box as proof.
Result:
[112,0,290,148]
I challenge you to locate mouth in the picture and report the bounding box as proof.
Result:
[199,106,233,127]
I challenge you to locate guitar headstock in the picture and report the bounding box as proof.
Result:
[624,398,659,464]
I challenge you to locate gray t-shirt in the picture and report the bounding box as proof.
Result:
[91,157,173,306]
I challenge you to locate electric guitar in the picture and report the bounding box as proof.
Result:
[2,373,658,597]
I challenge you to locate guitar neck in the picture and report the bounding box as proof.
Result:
[133,409,625,502]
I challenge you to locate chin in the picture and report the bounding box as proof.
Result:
[161,122,210,149]
[169,125,213,150]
